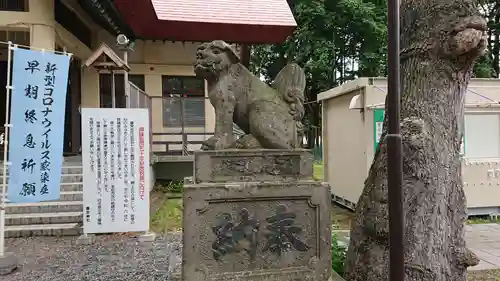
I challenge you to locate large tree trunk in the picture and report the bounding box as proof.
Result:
[344,1,487,281]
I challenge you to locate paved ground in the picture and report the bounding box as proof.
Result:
[467,224,500,271]
[331,223,500,271]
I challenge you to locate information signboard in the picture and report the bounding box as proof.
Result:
[81,108,150,233]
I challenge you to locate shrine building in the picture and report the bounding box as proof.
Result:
[0,0,296,176]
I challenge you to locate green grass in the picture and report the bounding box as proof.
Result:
[467,215,500,225]
[313,163,324,181]
[150,197,183,233]
[153,180,184,193]
[331,232,347,277]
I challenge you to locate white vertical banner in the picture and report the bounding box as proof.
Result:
[81,108,150,233]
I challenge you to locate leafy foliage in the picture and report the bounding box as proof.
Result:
[474,0,499,78]
[154,180,183,194]
[251,0,387,147]
[331,232,347,276]
[251,0,500,147]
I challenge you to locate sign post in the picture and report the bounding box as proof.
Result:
[0,41,16,276]
[386,0,404,279]
[79,108,153,243]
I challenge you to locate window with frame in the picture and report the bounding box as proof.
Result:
[162,76,205,128]
[0,31,29,130]
[99,74,145,108]
[464,113,500,158]
[0,30,30,50]
[0,0,28,11]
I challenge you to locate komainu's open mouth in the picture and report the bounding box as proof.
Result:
[193,59,214,77]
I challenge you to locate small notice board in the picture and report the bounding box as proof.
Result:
[81,108,150,234]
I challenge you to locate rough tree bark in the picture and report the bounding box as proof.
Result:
[344,1,487,281]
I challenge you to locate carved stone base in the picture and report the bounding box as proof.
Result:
[193,149,314,183]
[183,150,332,281]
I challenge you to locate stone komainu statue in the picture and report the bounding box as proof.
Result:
[194,40,306,150]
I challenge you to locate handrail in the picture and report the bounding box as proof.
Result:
[153,132,214,136]
[152,132,214,156]
[128,82,152,98]
[128,81,153,163]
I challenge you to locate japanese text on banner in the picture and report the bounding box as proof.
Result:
[7,48,70,203]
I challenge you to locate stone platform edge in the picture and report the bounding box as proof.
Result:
[193,149,314,183]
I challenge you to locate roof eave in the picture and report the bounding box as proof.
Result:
[78,0,136,40]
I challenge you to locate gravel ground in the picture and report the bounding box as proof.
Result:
[5,228,498,281]
[4,233,183,281]
[468,269,500,280]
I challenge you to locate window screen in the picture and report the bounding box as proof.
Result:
[162,76,205,128]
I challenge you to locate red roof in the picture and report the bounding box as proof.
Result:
[112,0,296,43]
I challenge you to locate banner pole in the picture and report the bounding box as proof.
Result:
[0,41,14,258]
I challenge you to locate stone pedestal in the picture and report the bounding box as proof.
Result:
[183,149,331,281]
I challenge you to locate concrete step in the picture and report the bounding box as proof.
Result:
[1,191,83,202]
[5,211,83,225]
[59,183,83,192]
[0,173,83,184]
[0,165,83,174]
[5,222,82,238]
[5,200,83,214]
[0,182,83,192]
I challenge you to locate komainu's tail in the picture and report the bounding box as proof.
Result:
[272,63,306,147]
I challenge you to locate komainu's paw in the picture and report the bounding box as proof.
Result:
[201,135,234,150]
[232,134,261,149]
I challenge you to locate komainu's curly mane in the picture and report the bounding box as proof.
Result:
[273,63,306,145]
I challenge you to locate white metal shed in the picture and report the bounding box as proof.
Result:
[318,77,500,216]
